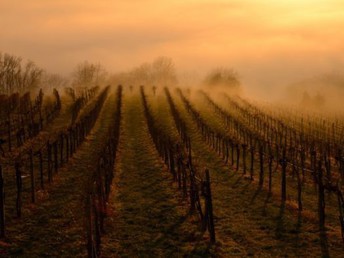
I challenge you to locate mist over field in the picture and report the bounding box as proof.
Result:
[1,0,344,107]
[2,2,344,256]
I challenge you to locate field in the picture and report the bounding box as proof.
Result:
[0,84,343,257]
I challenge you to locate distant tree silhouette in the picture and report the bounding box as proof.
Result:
[301,91,311,106]
[301,91,325,108]
[151,56,177,86]
[42,73,68,91]
[72,61,107,91]
[0,52,43,94]
[109,56,177,87]
[204,67,240,90]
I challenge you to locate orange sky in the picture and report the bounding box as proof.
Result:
[1,0,344,94]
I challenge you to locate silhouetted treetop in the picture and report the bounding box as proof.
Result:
[204,67,240,90]
[0,52,43,94]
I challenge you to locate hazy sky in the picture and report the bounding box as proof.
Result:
[1,0,344,94]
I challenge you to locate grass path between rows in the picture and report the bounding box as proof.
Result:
[102,90,212,257]
[1,92,117,257]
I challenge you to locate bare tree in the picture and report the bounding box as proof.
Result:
[21,61,43,93]
[0,53,22,94]
[0,52,43,94]
[110,56,177,87]
[151,56,177,86]
[42,72,68,91]
[72,61,107,91]
[131,63,152,85]
[204,67,240,90]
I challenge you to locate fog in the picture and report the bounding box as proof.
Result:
[1,0,344,102]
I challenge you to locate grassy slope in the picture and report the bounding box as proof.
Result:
[193,91,344,255]
[0,86,342,257]
[102,89,211,257]
[205,91,341,220]
[172,89,344,257]
[0,92,117,257]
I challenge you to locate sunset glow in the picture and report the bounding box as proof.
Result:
[1,0,344,93]
[1,1,344,256]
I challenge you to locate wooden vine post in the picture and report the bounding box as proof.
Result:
[205,169,215,244]
[0,165,5,238]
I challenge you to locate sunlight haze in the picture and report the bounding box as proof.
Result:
[1,1,344,256]
[1,0,343,96]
